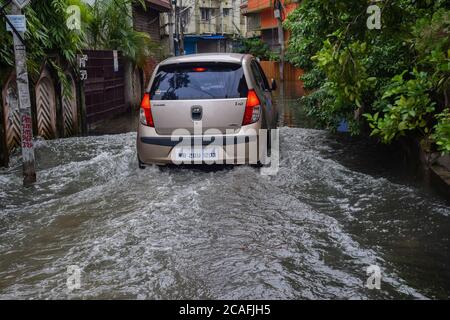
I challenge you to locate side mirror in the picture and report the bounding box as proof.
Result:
[271,78,277,91]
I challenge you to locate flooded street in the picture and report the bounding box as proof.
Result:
[1,83,449,299]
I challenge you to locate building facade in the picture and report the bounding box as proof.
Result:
[161,0,246,55]
[132,0,171,80]
[241,0,298,52]
[133,0,171,42]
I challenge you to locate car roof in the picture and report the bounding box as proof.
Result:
[159,53,251,66]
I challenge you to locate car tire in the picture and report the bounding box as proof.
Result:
[256,128,271,167]
[138,156,146,169]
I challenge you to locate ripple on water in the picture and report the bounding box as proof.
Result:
[0,128,449,299]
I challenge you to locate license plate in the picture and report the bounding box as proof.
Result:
[173,147,219,162]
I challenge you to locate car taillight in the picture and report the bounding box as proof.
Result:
[140,93,154,127]
[242,89,261,125]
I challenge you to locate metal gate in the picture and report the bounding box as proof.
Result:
[132,67,143,106]
[1,73,21,153]
[62,73,78,137]
[83,50,126,124]
[35,69,57,140]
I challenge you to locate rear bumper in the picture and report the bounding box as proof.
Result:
[137,122,263,165]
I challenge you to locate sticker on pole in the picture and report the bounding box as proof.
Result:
[6,15,26,33]
[113,50,119,72]
[12,0,30,9]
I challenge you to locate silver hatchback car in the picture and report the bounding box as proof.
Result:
[137,53,278,167]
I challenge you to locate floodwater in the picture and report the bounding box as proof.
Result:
[0,82,449,299]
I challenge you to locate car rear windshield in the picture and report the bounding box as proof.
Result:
[149,63,248,100]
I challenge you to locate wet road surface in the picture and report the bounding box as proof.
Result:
[0,83,449,299]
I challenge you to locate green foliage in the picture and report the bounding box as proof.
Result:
[237,38,279,61]
[432,109,450,154]
[300,86,342,131]
[413,8,450,100]
[314,40,377,111]
[87,0,160,67]
[0,0,88,83]
[285,0,450,153]
[368,6,450,147]
[284,0,338,71]
[0,0,160,84]
[284,0,337,90]
[365,70,436,143]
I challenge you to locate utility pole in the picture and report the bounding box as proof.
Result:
[174,0,179,55]
[179,0,184,55]
[168,1,175,56]
[5,0,36,186]
[274,0,284,83]
[219,0,223,35]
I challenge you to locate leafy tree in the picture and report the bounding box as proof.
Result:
[87,0,160,67]
[237,37,279,61]
[433,109,450,154]
[0,0,160,85]
[285,0,450,154]
[365,69,436,142]
[0,0,88,85]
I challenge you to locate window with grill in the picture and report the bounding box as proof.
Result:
[200,8,211,21]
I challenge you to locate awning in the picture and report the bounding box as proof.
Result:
[145,0,171,12]
[200,35,226,40]
[185,35,227,41]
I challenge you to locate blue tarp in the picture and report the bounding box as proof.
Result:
[184,35,226,41]
[178,35,227,54]
[337,119,349,133]
[184,41,196,55]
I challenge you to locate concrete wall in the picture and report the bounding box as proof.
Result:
[161,0,246,37]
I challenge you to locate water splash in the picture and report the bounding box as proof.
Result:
[0,128,449,299]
